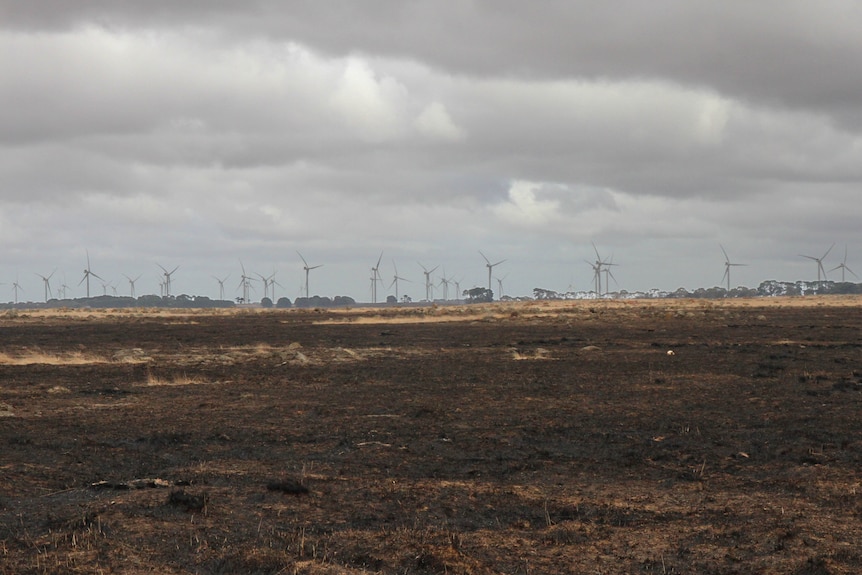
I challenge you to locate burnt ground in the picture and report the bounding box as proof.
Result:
[1,300,861,574]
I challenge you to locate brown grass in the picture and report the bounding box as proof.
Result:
[143,371,211,387]
[0,350,105,365]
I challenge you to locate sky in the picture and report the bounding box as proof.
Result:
[2,1,862,303]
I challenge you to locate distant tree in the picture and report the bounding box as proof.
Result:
[533,288,559,300]
[333,295,355,306]
[260,297,273,308]
[386,295,397,304]
[138,294,163,307]
[401,295,412,303]
[464,287,493,303]
[276,297,292,308]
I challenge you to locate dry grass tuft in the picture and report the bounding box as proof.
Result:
[0,350,106,365]
[144,371,209,387]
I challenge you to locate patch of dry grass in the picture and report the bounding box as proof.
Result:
[0,350,105,365]
[143,371,210,387]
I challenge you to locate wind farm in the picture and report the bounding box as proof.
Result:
[3,240,862,309]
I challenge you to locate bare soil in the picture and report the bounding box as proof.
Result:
[1,299,861,574]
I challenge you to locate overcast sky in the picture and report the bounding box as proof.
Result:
[2,1,861,303]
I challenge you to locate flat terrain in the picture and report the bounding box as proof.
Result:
[1,298,861,574]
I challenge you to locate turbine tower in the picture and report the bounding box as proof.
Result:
[830,245,858,283]
[35,270,55,302]
[479,251,506,292]
[157,264,179,297]
[297,252,322,299]
[123,274,142,298]
[720,245,746,292]
[799,243,834,283]
[78,251,102,298]
[418,263,439,301]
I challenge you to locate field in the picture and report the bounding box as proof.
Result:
[2,298,862,574]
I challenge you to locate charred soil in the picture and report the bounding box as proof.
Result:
[1,300,862,574]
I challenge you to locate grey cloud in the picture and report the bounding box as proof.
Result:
[6,2,860,121]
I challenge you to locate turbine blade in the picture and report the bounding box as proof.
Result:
[720,244,730,263]
[479,251,490,265]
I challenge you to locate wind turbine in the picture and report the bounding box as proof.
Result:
[452,278,462,301]
[830,245,858,283]
[389,260,411,302]
[479,251,506,292]
[370,251,384,304]
[418,262,438,301]
[212,275,230,300]
[257,272,275,301]
[297,252,322,299]
[585,259,601,295]
[586,242,613,296]
[601,253,620,296]
[236,262,255,304]
[124,274,142,298]
[495,274,508,299]
[35,270,56,302]
[11,277,23,304]
[157,264,179,297]
[59,276,70,300]
[438,270,452,301]
[720,245,746,292]
[78,251,102,298]
[799,243,834,283]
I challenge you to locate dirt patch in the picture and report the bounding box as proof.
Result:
[2,298,862,573]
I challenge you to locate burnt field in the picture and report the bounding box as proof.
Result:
[1,299,862,574]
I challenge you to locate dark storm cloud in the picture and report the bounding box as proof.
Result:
[6,1,861,121]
